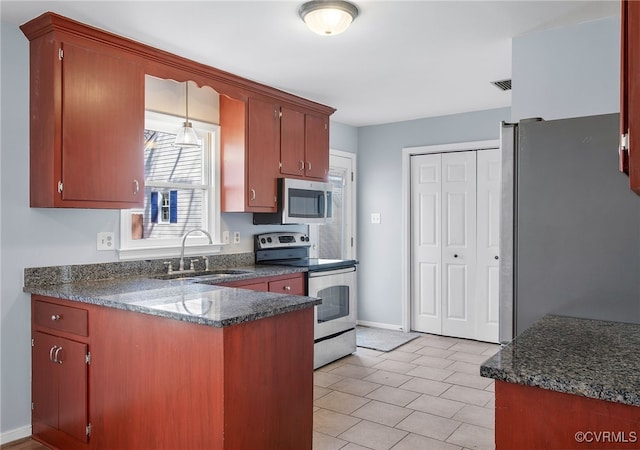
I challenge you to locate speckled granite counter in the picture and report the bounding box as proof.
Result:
[480,315,640,407]
[24,257,319,328]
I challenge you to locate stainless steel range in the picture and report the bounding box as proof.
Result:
[255,232,358,368]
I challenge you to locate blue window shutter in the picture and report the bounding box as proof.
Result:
[150,191,158,223]
[170,190,178,223]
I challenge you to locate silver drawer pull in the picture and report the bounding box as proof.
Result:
[133,179,140,195]
[51,314,61,321]
[54,346,63,364]
[49,345,58,362]
[284,286,291,291]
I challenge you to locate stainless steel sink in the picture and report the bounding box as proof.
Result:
[153,269,253,281]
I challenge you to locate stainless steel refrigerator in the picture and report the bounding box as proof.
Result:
[499,113,640,344]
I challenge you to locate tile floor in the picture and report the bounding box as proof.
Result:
[313,333,500,450]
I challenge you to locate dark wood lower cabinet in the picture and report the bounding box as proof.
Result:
[31,295,314,450]
[495,381,640,449]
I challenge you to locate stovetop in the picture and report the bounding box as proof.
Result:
[255,232,357,272]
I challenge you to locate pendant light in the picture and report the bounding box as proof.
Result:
[174,81,199,148]
[298,0,359,36]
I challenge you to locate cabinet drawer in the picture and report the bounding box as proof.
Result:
[34,300,88,337]
[269,276,305,296]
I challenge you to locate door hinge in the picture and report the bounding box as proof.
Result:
[32,402,35,411]
[85,352,91,365]
[57,180,63,193]
[86,423,92,437]
[274,195,277,204]
[351,171,354,182]
[279,161,282,169]
[621,133,629,150]
[31,338,35,347]
[351,237,354,247]
[58,48,63,60]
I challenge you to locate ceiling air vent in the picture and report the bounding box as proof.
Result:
[491,79,512,91]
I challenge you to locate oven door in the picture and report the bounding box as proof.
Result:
[308,266,356,339]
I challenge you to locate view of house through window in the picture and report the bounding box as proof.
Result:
[121,111,218,255]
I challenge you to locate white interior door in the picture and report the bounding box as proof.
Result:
[440,151,477,339]
[411,153,442,334]
[475,149,500,342]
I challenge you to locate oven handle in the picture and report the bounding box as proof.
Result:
[308,266,356,278]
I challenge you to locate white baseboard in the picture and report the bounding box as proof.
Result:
[356,320,403,331]
[1,425,31,445]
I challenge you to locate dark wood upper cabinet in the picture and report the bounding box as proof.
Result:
[620,0,640,194]
[20,12,335,210]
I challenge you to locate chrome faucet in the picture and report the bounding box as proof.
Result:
[179,229,213,271]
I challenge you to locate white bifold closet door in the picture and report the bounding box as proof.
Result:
[411,149,499,343]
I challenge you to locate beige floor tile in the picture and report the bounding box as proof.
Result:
[414,336,458,349]
[485,397,495,408]
[399,377,452,396]
[396,410,462,441]
[330,364,379,379]
[484,381,495,392]
[391,433,464,450]
[481,346,501,357]
[314,408,362,436]
[355,347,386,358]
[313,431,348,450]
[446,423,495,450]
[448,342,493,355]
[363,370,413,387]
[448,352,491,364]
[315,385,333,400]
[342,353,385,368]
[406,365,455,381]
[342,443,373,450]
[315,371,345,387]
[372,359,418,374]
[339,419,408,450]
[365,385,422,407]
[405,394,466,418]
[317,358,350,372]
[330,377,382,396]
[411,355,455,369]
[444,373,493,390]
[378,350,421,363]
[351,400,413,427]
[394,342,424,353]
[441,385,494,407]
[315,390,372,415]
[415,346,455,358]
[452,404,495,430]
[446,361,482,376]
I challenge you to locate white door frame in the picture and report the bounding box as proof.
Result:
[401,139,499,332]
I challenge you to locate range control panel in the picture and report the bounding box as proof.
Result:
[255,232,310,249]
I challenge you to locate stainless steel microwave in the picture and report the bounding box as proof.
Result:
[253,178,331,225]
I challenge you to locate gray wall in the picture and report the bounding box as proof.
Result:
[511,16,619,122]
[356,109,510,327]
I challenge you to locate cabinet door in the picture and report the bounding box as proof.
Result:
[621,0,640,194]
[61,41,144,205]
[32,331,89,444]
[247,97,279,209]
[304,114,329,180]
[280,107,306,177]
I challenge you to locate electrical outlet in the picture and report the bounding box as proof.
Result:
[97,232,115,251]
[233,232,241,244]
[371,213,381,224]
[222,231,230,244]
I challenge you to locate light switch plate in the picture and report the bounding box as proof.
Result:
[222,231,230,244]
[371,213,381,224]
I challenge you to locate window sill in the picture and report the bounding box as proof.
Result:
[117,243,225,261]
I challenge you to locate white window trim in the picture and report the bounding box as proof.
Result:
[118,110,224,261]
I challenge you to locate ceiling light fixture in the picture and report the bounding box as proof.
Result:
[174,81,199,148]
[298,0,359,36]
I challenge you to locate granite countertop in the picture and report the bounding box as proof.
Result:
[480,315,640,407]
[24,259,320,328]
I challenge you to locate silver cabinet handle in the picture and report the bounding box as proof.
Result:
[54,346,63,364]
[307,161,312,172]
[133,179,140,195]
[49,345,57,362]
[250,189,256,201]
[299,160,305,171]
[284,285,291,291]
[51,314,61,321]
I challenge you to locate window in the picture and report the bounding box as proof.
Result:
[119,111,220,259]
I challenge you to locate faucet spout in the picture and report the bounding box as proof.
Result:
[180,229,213,271]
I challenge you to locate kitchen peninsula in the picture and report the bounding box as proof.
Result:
[25,258,319,450]
[481,315,640,450]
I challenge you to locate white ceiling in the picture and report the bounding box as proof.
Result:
[1,1,620,127]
